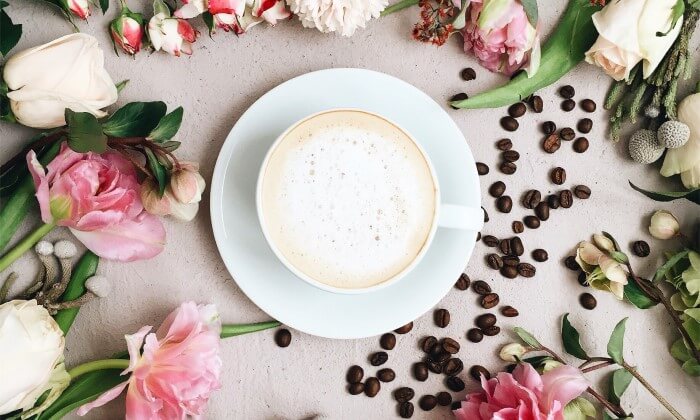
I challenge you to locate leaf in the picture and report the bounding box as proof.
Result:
[691,0,700,10]
[202,11,215,36]
[623,281,657,309]
[609,368,633,405]
[115,79,129,93]
[563,397,596,419]
[65,109,107,153]
[522,355,552,367]
[145,149,168,195]
[514,327,542,349]
[102,101,167,137]
[629,181,700,205]
[0,2,22,56]
[681,359,700,376]
[607,318,628,364]
[53,251,99,334]
[521,0,538,27]
[657,0,684,36]
[610,251,629,264]
[561,314,590,360]
[99,0,108,13]
[160,141,181,152]
[654,249,690,282]
[670,338,691,363]
[148,106,183,142]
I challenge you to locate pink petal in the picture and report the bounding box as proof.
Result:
[26,150,53,223]
[540,365,588,413]
[76,381,129,416]
[125,326,153,373]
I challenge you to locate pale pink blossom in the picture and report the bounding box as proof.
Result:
[141,162,206,221]
[67,0,90,19]
[148,12,198,56]
[110,14,144,55]
[175,0,289,34]
[26,143,165,262]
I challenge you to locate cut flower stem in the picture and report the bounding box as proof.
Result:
[0,222,56,273]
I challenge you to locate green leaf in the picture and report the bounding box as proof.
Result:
[623,281,657,309]
[102,101,167,137]
[145,149,168,195]
[610,251,629,264]
[629,181,700,205]
[657,0,684,36]
[670,338,691,363]
[160,140,181,152]
[521,0,538,27]
[99,0,108,13]
[563,397,596,419]
[655,249,690,282]
[148,106,183,142]
[522,355,552,367]
[609,368,633,405]
[561,314,590,360]
[0,2,22,56]
[514,327,542,349]
[607,318,628,364]
[65,109,107,153]
[115,79,129,93]
[53,251,99,334]
[202,11,215,36]
[681,359,700,376]
[691,0,700,11]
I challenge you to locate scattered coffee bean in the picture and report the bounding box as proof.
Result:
[378,368,396,382]
[434,308,450,328]
[460,67,476,81]
[475,313,497,329]
[347,365,364,383]
[437,392,452,407]
[398,401,415,418]
[449,93,469,108]
[370,351,388,366]
[489,181,506,197]
[394,387,416,403]
[532,249,549,262]
[547,194,560,209]
[502,255,520,267]
[564,255,580,271]
[476,162,489,175]
[542,121,557,135]
[419,395,438,411]
[472,280,492,295]
[496,195,513,213]
[482,325,501,336]
[421,335,438,353]
[522,190,541,209]
[512,237,524,256]
[481,293,499,309]
[501,265,518,279]
[508,102,527,118]
[499,238,512,255]
[512,221,524,233]
[413,362,429,381]
[487,253,504,270]
[632,240,650,257]
[574,185,591,199]
[535,202,550,221]
[275,329,292,347]
[530,95,544,113]
[455,273,471,290]
[496,138,513,151]
[559,190,573,208]
[442,337,460,354]
[348,382,364,395]
[560,127,576,141]
[446,376,466,392]
[524,215,540,229]
[577,118,592,133]
[561,99,576,111]
[550,167,566,185]
[560,85,575,99]
[580,99,596,112]
[467,328,484,343]
[427,360,443,374]
[578,271,589,287]
[517,262,536,278]
[482,235,500,247]
[364,377,380,397]
[543,133,561,153]
[429,343,449,361]
[482,207,489,223]
[501,306,519,317]
[394,322,413,334]
[573,137,589,153]
[501,116,519,131]
[444,358,464,376]
[380,333,396,350]
[500,161,517,175]
[580,292,597,310]
[470,365,491,381]
[502,150,520,162]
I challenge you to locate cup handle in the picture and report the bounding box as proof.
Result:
[437,204,484,231]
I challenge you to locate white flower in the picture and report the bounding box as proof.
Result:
[148,12,198,56]
[286,0,388,37]
[2,34,118,129]
[0,300,69,416]
[499,343,527,362]
[660,90,700,189]
[649,210,680,240]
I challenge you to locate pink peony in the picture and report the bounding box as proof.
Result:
[462,0,540,76]
[26,142,165,262]
[453,363,588,420]
[77,302,223,419]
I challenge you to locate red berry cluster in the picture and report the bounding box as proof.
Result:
[411,0,457,46]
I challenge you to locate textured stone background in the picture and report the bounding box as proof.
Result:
[1,1,699,419]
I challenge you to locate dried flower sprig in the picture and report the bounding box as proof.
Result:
[411,0,457,45]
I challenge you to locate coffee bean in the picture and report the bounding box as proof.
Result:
[434,308,450,328]
[444,358,464,376]
[580,99,596,112]
[500,116,519,131]
[547,194,560,209]
[427,360,443,374]
[489,181,506,197]
[500,161,517,175]
[476,162,489,175]
[467,328,484,343]
[496,195,513,213]
[517,262,536,277]
[559,190,573,208]
[348,382,364,395]
[502,255,520,267]
[487,253,504,270]
[275,329,292,347]
[472,280,492,295]
[482,235,499,247]
[437,392,452,406]
[370,351,388,366]
[561,99,575,111]
[535,202,550,221]
[578,271,589,287]
[394,322,413,334]
[481,293,499,309]
[524,215,540,229]
[543,133,561,153]
[460,67,476,81]
[560,85,575,99]
[380,333,396,350]
[499,238,512,255]
[419,395,438,411]
[421,335,438,353]
[560,127,575,141]
[574,185,591,199]
[398,402,414,418]
[573,137,589,153]
[475,313,497,329]
[482,207,489,223]
[502,150,520,162]
[449,93,469,108]
[501,306,519,317]
[511,237,524,256]
[482,325,501,336]
[413,362,429,381]
[470,365,491,381]
[522,190,541,209]
[394,387,415,403]
[577,118,592,133]
[532,249,548,262]
[347,365,364,383]
[378,368,396,382]
[446,376,466,392]
[632,240,650,257]
[455,273,471,290]
[564,255,580,271]
[496,138,513,151]
[442,337,460,354]
[428,343,450,362]
[508,102,527,118]
[364,377,380,397]
[500,265,518,279]
[530,95,543,113]
[542,121,557,135]
[512,221,524,233]
[550,167,566,185]
[580,292,597,310]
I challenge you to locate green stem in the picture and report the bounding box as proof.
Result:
[221,321,281,338]
[621,362,685,420]
[68,359,130,380]
[381,0,419,16]
[696,81,700,94]
[0,222,56,273]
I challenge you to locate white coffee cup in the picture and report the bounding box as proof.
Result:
[256,109,483,294]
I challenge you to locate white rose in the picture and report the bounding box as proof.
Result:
[0,300,69,416]
[584,0,682,81]
[660,90,700,189]
[3,33,118,129]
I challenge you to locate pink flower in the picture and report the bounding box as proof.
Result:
[66,0,90,19]
[174,0,289,34]
[141,162,206,221]
[26,143,165,262]
[110,13,145,55]
[461,0,540,76]
[453,363,588,420]
[77,302,223,419]
[148,12,198,56]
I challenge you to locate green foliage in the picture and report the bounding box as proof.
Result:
[655,249,690,282]
[148,106,183,142]
[0,1,22,56]
[561,314,590,360]
[521,0,538,27]
[629,181,700,205]
[609,368,633,405]
[102,101,167,137]
[513,327,542,349]
[607,318,628,365]
[623,281,657,309]
[65,109,107,153]
[53,252,99,334]
[563,397,596,420]
[145,149,168,195]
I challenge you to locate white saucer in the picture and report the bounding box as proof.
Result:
[210,68,480,339]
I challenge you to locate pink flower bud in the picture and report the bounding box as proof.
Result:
[148,12,199,56]
[66,0,90,19]
[110,13,144,55]
[170,163,205,204]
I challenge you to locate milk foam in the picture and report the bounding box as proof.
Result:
[260,110,437,289]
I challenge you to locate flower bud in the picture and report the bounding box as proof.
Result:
[148,11,198,56]
[649,210,680,240]
[140,179,172,216]
[592,234,615,254]
[64,0,90,19]
[170,163,205,204]
[499,343,527,362]
[110,11,144,55]
[541,359,563,372]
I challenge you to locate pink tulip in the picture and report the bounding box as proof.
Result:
[110,14,144,55]
[77,302,222,419]
[454,363,588,420]
[67,0,90,19]
[26,143,165,262]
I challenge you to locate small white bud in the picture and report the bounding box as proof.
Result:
[499,343,527,362]
[53,240,77,259]
[649,210,680,240]
[35,241,54,256]
[593,234,615,254]
[541,359,563,372]
[85,275,111,298]
[658,120,690,149]
[629,129,664,164]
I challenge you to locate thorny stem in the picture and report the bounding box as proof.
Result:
[621,362,685,420]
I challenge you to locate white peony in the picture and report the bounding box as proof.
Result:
[286,0,388,37]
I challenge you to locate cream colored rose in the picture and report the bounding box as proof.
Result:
[3,33,118,129]
[661,91,700,189]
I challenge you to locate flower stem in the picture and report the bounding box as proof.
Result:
[696,81,700,94]
[0,222,56,273]
[621,362,685,420]
[381,0,420,16]
[220,321,281,338]
[68,359,130,380]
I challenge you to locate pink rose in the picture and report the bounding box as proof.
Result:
[26,143,165,262]
[77,302,223,419]
[110,14,144,55]
[175,0,289,33]
[454,363,588,420]
[66,0,90,19]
